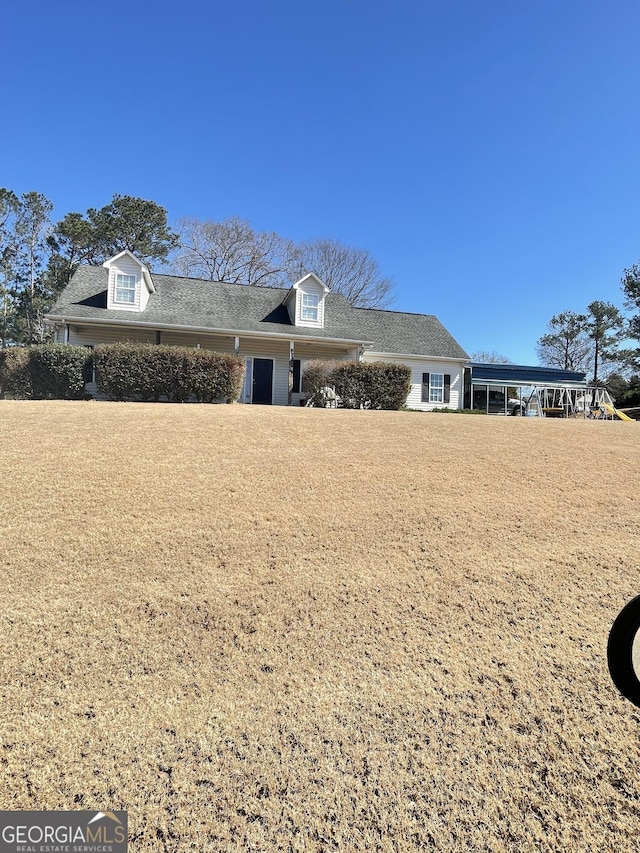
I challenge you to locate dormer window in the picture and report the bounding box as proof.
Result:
[301,293,319,322]
[104,249,155,312]
[282,272,330,327]
[115,273,137,304]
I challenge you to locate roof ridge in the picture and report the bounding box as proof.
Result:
[144,270,291,293]
[347,304,437,319]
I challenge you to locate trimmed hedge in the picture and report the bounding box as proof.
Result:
[94,343,245,403]
[302,360,337,407]
[303,360,412,410]
[0,344,90,400]
[0,347,31,399]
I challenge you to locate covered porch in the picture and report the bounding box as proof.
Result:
[59,320,366,406]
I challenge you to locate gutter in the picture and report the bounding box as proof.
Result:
[365,351,469,363]
[44,313,373,348]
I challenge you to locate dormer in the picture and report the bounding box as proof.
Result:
[283,273,330,328]
[104,250,155,312]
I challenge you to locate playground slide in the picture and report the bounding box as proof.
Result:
[601,403,634,422]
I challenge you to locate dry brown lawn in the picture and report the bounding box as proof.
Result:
[1,401,640,852]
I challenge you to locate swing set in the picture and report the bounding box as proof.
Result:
[522,386,632,420]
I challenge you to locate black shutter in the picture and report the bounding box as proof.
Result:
[422,373,430,403]
[292,359,301,394]
[463,368,471,409]
[444,374,451,404]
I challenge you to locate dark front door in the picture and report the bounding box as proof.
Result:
[252,358,273,405]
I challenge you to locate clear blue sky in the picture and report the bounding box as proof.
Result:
[4,0,640,363]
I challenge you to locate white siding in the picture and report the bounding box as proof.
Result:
[292,343,356,361]
[362,354,465,411]
[68,326,240,351]
[68,325,156,346]
[284,291,296,324]
[295,279,326,328]
[106,255,145,312]
[160,331,234,352]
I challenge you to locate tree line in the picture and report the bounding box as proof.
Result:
[0,189,394,347]
[536,268,640,404]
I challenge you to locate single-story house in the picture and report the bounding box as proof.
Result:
[45,249,469,409]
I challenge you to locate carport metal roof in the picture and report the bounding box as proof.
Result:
[469,363,587,389]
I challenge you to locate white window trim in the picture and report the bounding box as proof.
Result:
[114,273,137,304]
[301,293,319,322]
[251,356,275,404]
[429,373,444,403]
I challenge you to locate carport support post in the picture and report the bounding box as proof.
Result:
[288,340,294,406]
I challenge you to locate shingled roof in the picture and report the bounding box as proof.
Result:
[47,266,469,360]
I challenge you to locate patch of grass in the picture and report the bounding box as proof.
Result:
[1,402,639,851]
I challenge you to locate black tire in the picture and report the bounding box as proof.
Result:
[607,595,640,708]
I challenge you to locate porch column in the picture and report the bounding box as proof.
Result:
[63,323,70,344]
[234,336,240,356]
[288,340,295,406]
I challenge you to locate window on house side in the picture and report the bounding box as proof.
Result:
[422,372,451,404]
[429,373,444,403]
[115,273,137,304]
[301,293,319,321]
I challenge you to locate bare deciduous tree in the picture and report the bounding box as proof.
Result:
[170,218,395,308]
[470,350,512,363]
[172,217,292,288]
[285,238,394,308]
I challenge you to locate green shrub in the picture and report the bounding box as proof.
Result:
[94,343,147,401]
[365,362,412,410]
[330,362,371,409]
[302,360,412,410]
[29,344,91,400]
[95,343,245,403]
[0,344,90,400]
[188,350,246,403]
[0,347,32,398]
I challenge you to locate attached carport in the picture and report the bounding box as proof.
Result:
[464,363,588,416]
